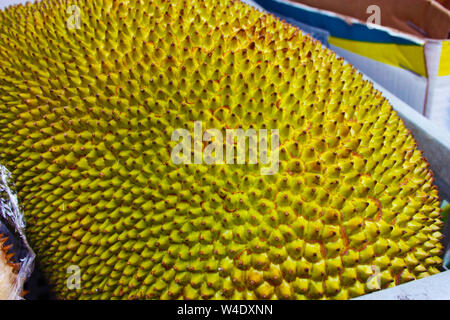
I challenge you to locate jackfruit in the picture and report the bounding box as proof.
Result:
[0,0,444,299]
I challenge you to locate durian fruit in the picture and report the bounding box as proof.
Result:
[0,0,444,300]
[0,233,19,299]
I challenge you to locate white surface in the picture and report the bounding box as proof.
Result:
[356,270,450,300]
[427,74,450,130]
[424,40,450,130]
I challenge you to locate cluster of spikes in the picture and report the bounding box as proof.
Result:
[0,234,18,270]
[0,0,444,299]
[0,233,20,299]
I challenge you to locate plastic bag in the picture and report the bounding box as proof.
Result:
[0,165,35,299]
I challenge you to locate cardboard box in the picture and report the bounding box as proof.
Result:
[252,0,450,130]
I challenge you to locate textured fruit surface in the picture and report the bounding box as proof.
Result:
[0,0,444,299]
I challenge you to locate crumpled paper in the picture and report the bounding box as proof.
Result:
[0,165,35,299]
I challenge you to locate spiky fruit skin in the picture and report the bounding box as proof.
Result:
[0,233,19,299]
[0,0,444,300]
